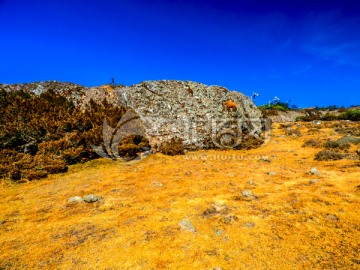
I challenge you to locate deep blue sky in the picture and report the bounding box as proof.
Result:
[1,0,359,107]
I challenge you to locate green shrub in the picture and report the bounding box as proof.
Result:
[321,113,337,121]
[324,140,350,150]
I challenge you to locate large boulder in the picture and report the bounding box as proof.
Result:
[1,80,265,151]
[113,80,264,150]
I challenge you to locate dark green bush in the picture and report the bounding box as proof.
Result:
[324,140,350,150]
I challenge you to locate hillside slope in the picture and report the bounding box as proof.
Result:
[0,122,359,269]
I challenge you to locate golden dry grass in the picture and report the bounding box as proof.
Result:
[1,122,360,269]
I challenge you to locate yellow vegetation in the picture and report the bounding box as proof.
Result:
[1,122,359,269]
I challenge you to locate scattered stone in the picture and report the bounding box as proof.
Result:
[312,120,322,125]
[309,179,319,185]
[137,151,151,160]
[227,173,236,178]
[243,222,255,228]
[241,190,257,200]
[68,196,84,203]
[222,215,238,224]
[326,214,339,221]
[260,156,270,162]
[209,267,222,270]
[268,172,277,176]
[215,229,224,236]
[185,171,192,176]
[179,219,197,233]
[151,181,164,188]
[247,180,256,186]
[83,194,99,203]
[309,167,320,175]
[203,203,229,217]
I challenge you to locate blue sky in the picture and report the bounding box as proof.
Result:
[0,0,359,107]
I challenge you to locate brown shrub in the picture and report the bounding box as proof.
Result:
[285,128,302,137]
[118,144,141,159]
[159,138,185,156]
[324,140,351,150]
[302,139,322,148]
[315,150,345,161]
[0,88,131,181]
[27,171,48,180]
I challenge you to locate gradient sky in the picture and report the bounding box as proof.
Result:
[1,0,359,107]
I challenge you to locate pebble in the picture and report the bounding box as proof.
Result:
[268,172,277,176]
[68,196,84,203]
[310,167,320,175]
[243,222,255,228]
[309,179,319,184]
[83,194,99,203]
[179,219,197,233]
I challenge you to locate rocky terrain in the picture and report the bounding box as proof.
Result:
[1,80,264,150]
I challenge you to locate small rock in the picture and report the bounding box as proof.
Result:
[185,171,192,176]
[309,167,320,175]
[309,179,319,184]
[151,181,164,188]
[247,180,256,185]
[83,194,99,203]
[68,196,84,203]
[326,214,339,221]
[209,267,222,270]
[179,219,197,233]
[215,229,224,236]
[243,222,255,228]
[260,156,270,162]
[222,215,238,224]
[242,190,253,197]
[268,172,277,176]
[241,190,257,200]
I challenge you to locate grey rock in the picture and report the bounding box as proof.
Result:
[68,196,84,203]
[326,214,339,221]
[151,181,164,188]
[247,180,256,185]
[268,171,277,176]
[215,229,224,236]
[309,167,320,175]
[242,190,254,197]
[179,219,197,233]
[83,194,99,203]
[309,179,319,184]
[241,190,256,199]
[260,156,270,162]
[243,222,255,228]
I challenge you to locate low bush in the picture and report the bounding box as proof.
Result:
[324,140,350,150]
[0,87,151,181]
[315,150,345,161]
[159,138,185,156]
[302,139,322,148]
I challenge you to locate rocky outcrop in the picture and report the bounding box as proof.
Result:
[1,80,265,150]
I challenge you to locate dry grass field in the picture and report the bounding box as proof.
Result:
[1,122,359,269]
